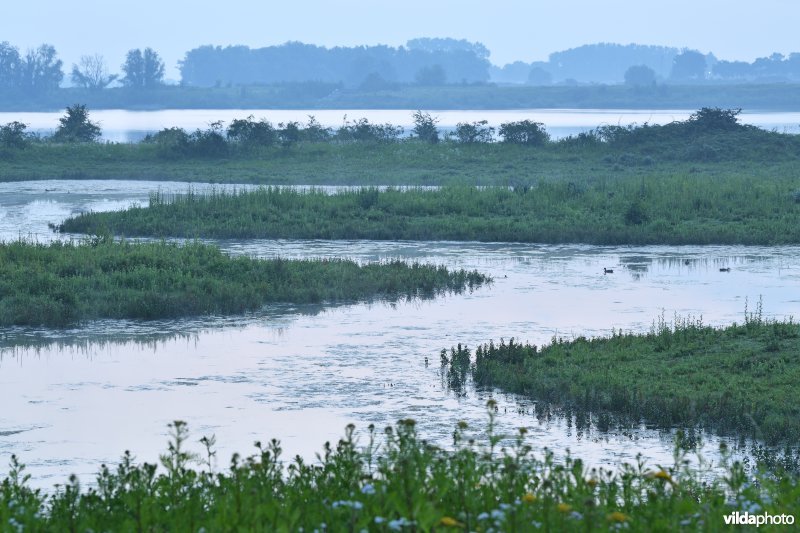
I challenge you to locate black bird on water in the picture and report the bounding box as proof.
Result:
[719,267,731,272]
[604,268,614,274]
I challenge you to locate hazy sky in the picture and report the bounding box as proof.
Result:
[3,0,798,80]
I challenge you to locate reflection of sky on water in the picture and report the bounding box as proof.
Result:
[1,180,798,488]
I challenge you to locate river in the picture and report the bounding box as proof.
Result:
[1,180,798,487]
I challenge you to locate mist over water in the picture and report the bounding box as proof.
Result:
[2,109,799,143]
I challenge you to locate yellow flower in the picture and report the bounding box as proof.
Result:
[587,478,598,488]
[557,503,573,514]
[652,470,673,483]
[607,511,629,523]
[439,516,465,528]
[522,492,537,503]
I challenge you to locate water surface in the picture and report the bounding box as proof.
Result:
[1,181,797,487]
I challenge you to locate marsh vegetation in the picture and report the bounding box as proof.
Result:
[0,239,488,327]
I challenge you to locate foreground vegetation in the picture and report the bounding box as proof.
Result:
[0,239,488,327]
[60,176,800,245]
[442,308,800,446]
[2,413,798,532]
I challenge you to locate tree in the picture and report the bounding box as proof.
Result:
[71,54,117,90]
[671,50,706,82]
[451,120,494,143]
[20,44,63,94]
[122,48,165,88]
[0,42,22,90]
[624,65,656,87]
[527,67,552,85]
[415,64,446,85]
[0,121,31,149]
[52,104,101,143]
[498,120,549,146]
[411,111,439,143]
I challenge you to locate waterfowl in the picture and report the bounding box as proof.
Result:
[604,268,614,274]
[719,267,731,272]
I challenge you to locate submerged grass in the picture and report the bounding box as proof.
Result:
[0,239,489,327]
[60,180,800,245]
[2,414,798,532]
[443,309,800,446]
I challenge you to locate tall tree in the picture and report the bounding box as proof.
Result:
[0,42,22,90]
[671,50,707,82]
[122,48,164,88]
[624,65,656,86]
[71,54,117,90]
[20,44,63,94]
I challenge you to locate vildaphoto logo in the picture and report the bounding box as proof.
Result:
[723,511,795,527]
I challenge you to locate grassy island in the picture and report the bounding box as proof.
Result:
[59,177,800,245]
[442,311,800,445]
[0,239,489,327]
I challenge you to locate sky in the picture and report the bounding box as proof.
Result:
[3,0,798,81]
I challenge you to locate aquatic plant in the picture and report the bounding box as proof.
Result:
[0,239,489,327]
[446,313,800,445]
[59,179,800,245]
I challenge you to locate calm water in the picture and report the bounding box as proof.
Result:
[1,108,799,142]
[1,180,799,487]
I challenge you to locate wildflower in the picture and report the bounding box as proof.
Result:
[457,420,468,429]
[522,492,537,503]
[491,509,505,520]
[587,478,598,488]
[439,516,465,528]
[557,503,573,513]
[477,512,490,520]
[361,483,376,495]
[374,517,385,524]
[607,511,629,523]
[651,470,673,483]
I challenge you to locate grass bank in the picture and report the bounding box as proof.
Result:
[442,310,800,445]
[2,111,800,186]
[60,179,800,245]
[2,416,798,531]
[0,239,488,327]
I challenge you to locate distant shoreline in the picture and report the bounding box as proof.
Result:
[3,83,800,112]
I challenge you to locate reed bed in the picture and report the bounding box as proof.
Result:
[60,179,800,245]
[0,239,489,327]
[442,310,800,446]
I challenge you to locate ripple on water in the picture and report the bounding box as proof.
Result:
[1,181,799,487]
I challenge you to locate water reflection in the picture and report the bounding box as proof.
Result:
[2,180,800,488]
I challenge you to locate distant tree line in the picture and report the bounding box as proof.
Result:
[491,43,800,86]
[0,41,166,96]
[179,38,491,88]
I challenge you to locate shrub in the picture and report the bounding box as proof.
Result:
[498,120,549,146]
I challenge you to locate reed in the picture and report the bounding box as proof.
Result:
[0,239,489,327]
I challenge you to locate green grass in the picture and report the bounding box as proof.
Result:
[59,177,800,245]
[442,310,800,446]
[0,239,489,327]
[2,415,798,532]
[2,116,800,186]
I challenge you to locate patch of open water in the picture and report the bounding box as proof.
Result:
[0,180,798,487]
